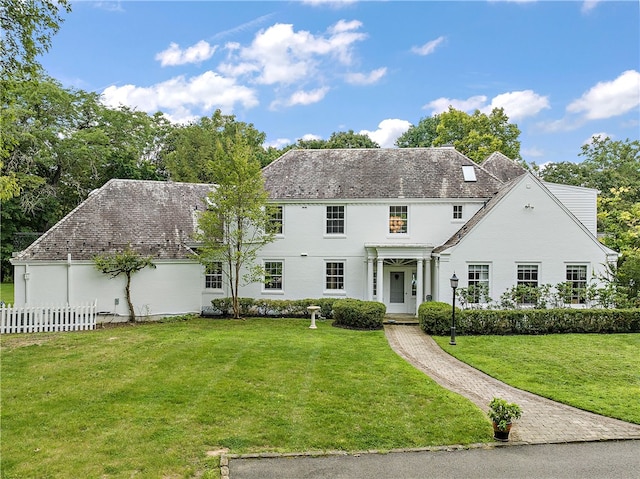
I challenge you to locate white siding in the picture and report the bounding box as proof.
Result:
[544,182,598,236]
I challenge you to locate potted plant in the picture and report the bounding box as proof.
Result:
[488,397,522,441]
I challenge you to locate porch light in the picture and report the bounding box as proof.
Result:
[449,273,458,345]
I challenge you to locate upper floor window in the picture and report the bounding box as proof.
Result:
[566,265,587,304]
[264,261,283,290]
[467,264,489,303]
[326,206,345,234]
[389,206,408,234]
[325,261,345,290]
[453,205,463,220]
[205,262,223,289]
[267,205,283,235]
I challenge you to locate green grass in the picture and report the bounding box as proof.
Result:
[433,334,640,424]
[0,282,14,304]
[1,319,492,479]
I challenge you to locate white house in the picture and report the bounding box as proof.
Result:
[11,147,618,318]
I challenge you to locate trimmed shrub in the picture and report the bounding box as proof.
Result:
[207,297,339,319]
[419,301,459,335]
[332,298,386,330]
[419,305,640,335]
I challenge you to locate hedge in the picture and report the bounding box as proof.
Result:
[332,298,386,330]
[205,298,338,319]
[419,304,640,335]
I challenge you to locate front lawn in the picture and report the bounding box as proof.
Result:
[1,319,492,479]
[0,282,14,304]
[433,333,640,424]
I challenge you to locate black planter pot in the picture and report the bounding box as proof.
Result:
[493,422,512,441]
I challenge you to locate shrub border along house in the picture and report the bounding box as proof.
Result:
[332,298,386,330]
[419,302,640,335]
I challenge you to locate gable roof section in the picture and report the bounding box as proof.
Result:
[481,152,527,182]
[13,179,213,262]
[262,147,504,200]
[434,172,618,257]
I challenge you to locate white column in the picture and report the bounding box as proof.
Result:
[367,258,374,301]
[376,258,384,304]
[415,258,424,316]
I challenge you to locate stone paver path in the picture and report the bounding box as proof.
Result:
[385,325,640,444]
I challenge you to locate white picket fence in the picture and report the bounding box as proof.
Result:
[0,301,97,334]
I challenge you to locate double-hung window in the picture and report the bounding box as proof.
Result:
[264,261,283,291]
[467,264,489,303]
[453,205,463,220]
[566,265,587,304]
[517,264,539,304]
[205,262,223,289]
[268,205,283,235]
[389,206,408,234]
[325,261,345,291]
[326,206,345,234]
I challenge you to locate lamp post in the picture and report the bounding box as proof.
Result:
[450,273,458,345]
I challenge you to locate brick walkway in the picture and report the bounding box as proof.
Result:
[384,325,640,444]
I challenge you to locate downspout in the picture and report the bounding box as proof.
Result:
[23,264,30,305]
[67,253,72,305]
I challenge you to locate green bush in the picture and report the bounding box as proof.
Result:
[207,298,338,319]
[418,301,458,335]
[332,298,386,330]
[419,305,640,335]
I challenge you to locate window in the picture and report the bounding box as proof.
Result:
[462,165,477,182]
[325,262,345,290]
[566,265,587,304]
[326,206,345,234]
[517,264,539,304]
[453,205,463,220]
[267,205,283,234]
[468,264,489,303]
[389,206,408,233]
[205,262,223,289]
[264,261,283,290]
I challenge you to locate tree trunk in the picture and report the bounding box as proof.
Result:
[125,272,135,322]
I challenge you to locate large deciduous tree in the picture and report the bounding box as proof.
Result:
[194,131,275,319]
[295,130,379,149]
[395,107,521,163]
[162,110,268,183]
[94,247,156,322]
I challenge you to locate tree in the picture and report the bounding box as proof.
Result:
[0,0,72,78]
[93,247,156,322]
[162,110,267,183]
[395,115,440,148]
[295,130,379,149]
[194,132,275,319]
[433,107,521,162]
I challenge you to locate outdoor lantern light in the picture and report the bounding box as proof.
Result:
[449,273,458,345]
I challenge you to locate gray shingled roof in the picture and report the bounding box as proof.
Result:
[481,152,527,182]
[262,147,504,200]
[13,179,213,261]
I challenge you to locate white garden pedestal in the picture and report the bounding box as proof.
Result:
[307,305,320,329]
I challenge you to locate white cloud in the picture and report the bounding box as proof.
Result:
[345,67,387,85]
[583,132,612,145]
[581,1,601,14]
[484,90,550,120]
[424,90,549,122]
[567,70,640,120]
[155,40,217,67]
[264,137,293,149]
[411,36,446,56]
[101,71,258,123]
[271,87,330,109]
[424,95,488,115]
[224,20,366,86]
[521,147,545,158]
[360,119,412,148]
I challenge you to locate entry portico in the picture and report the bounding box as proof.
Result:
[365,244,433,315]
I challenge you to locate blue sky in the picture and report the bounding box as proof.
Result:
[41,1,639,165]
